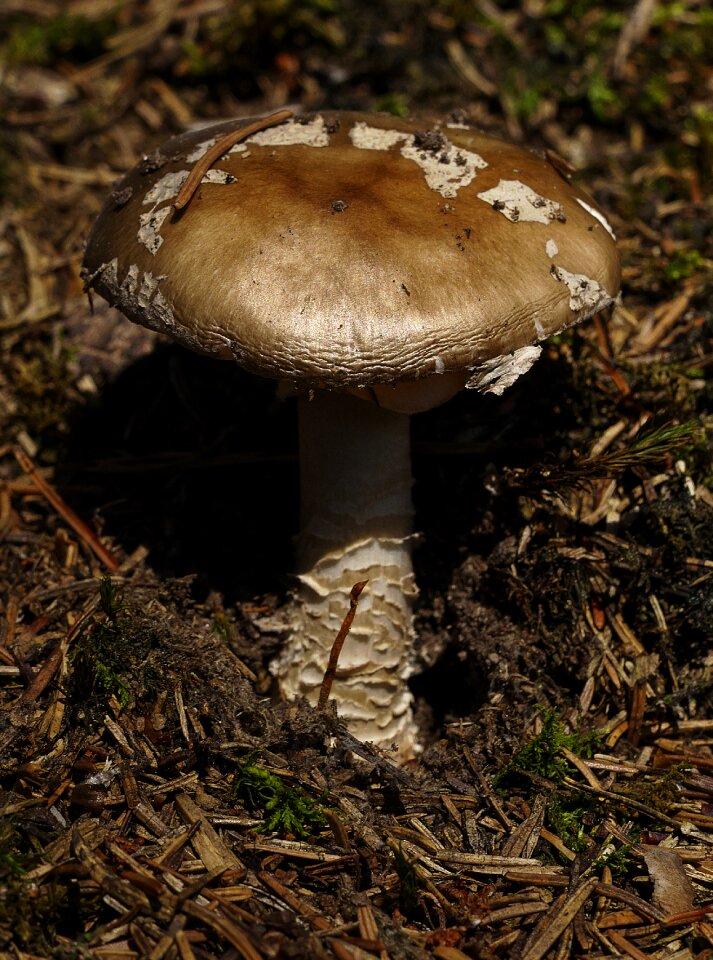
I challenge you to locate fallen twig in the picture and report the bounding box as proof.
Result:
[172,110,293,212]
[13,446,119,572]
[318,580,368,710]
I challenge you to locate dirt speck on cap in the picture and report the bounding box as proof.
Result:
[413,128,446,153]
[139,149,168,174]
[110,186,133,208]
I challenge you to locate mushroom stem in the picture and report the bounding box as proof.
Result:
[272,391,419,758]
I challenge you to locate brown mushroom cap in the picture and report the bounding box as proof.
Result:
[83,110,620,391]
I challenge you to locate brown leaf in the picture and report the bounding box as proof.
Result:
[643,846,695,916]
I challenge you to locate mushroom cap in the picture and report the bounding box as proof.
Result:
[83,110,620,393]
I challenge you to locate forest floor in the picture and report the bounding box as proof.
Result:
[0,1,712,957]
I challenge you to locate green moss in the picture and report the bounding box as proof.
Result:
[546,795,637,873]
[642,74,671,113]
[231,756,327,838]
[70,628,130,713]
[547,796,592,853]
[627,364,700,423]
[616,765,688,814]
[426,0,711,138]
[377,91,411,117]
[68,578,158,720]
[98,575,125,621]
[690,105,713,183]
[179,39,211,78]
[513,86,541,123]
[594,841,635,877]
[664,250,705,282]
[587,71,623,121]
[518,420,703,490]
[581,420,704,482]
[495,708,600,785]
[0,819,65,952]
[0,876,63,952]
[212,611,233,645]
[10,338,76,441]
[1,11,116,67]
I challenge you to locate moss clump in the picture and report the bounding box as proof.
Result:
[212,611,233,645]
[547,794,637,874]
[664,249,706,283]
[496,708,600,784]
[615,764,687,814]
[9,338,76,443]
[594,841,634,877]
[1,11,116,67]
[231,757,327,838]
[547,795,592,853]
[377,91,411,117]
[67,578,158,721]
[0,874,60,952]
[513,420,702,490]
[0,819,59,952]
[628,363,703,424]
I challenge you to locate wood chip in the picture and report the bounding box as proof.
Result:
[522,877,599,960]
[434,851,565,875]
[606,928,652,960]
[502,794,546,858]
[175,792,243,873]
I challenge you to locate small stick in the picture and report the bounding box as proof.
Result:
[0,597,19,668]
[627,678,647,747]
[13,446,119,573]
[172,109,294,212]
[663,905,713,927]
[604,929,650,960]
[318,580,368,710]
[18,596,98,704]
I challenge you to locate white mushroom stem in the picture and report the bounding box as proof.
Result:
[271,390,419,758]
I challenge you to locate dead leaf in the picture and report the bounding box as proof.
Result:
[643,846,695,916]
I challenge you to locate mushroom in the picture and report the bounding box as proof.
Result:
[83,110,621,759]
